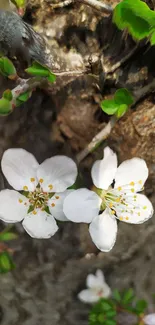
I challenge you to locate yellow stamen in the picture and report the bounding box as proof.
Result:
[119,217,123,221]
[126,217,129,220]
[139,180,142,184]
[30,177,35,182]
[131,188,135,193]
[130,181,135,186]
[111,210,115,215]
[138,212,141,216]
[33,210,37,215]
[117,187,122,191]
[116,198,120,203]
[55,196,59,199]
[48,184,53,190]
[143,206,147,210]
[39,178,44,183]
[109,202,113,208]
[19,199,23,203]
[23,186,28,191]
[51,203,55,207]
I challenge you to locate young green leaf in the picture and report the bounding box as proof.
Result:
[114,88,134,106]
[0,57,17,78]
[101,88,133,117]
[47,73,56,83]
[113,0,155,42]
[113,289,122,303]
[10,0,25,8]
[25,61,56,83]
[3,89,13,101]
[135,299,148,315]
[0,252,15,273]
[116,104,128,118]
[0,232,18,241]
[122,288,134,305]
[100,99,118,115]
[16,91,32,107]
[0,98,12,115]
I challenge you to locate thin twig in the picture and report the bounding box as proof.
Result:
[50,0,112,13]
[133,78,155,103]
[78,0,112,13]
[10,68,88,109]
[76,115,117,163]
[102,45,138,74]
[50,0,73,8]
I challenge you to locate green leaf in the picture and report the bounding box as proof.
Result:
[105,320,116,325]
[113,289,122,303]
[122,289,134,305]
[16,91,32,107]
[89,299,116,325]
[135,299,147,314]
[101,88,133,117]
[0,232,18,241]
[106,310,117,318]
[3,89,13,101]
[0,57,17,78]
[0,252,15,273]
[26,61,56,83]
[116,104,128,118]
[0,98,12,115]
[100,99,118,115]
[10,0,25,8]
[114,88,134,106]
[47,73,56,83]
[113,0,155,42]
[102,301,113,312]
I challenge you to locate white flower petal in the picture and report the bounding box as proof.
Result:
[143,314,155,325]
[78,289,99,304]
[37,156,77,192]
[89,209,117,252]
[116,194,153,224]
[101,282,112,298]
[96,270,105,284]
[0,189,28,222]
[22,210,58,238]
[63,188,102,223]
[114,158,148,191]
[48,190,73,221]
[86,274,101,289]
[1,148,39,191]
[91,147,117,190]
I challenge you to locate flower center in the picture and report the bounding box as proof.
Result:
[28,187,51,210]
[99,188,128,214]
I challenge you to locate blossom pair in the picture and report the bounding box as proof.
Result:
[0,147,153,252]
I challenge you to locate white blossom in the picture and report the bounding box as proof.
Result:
[78,269,111,304]
[0,148,77,238]
[64,147,153,252]
[143,314,155,325]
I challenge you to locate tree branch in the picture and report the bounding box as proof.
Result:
[50,0,112,13]
[76,115,117,163]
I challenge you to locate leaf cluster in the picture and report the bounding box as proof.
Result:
[89,289,148,325]
[100,88,134,118]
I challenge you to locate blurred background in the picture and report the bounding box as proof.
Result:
[0,0,155,324]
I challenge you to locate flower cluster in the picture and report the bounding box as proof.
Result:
[0,147,153,251]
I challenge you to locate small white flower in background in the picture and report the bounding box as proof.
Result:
[64,147,154,252]
[0,148,77,238]
[78,269,111,304]
[143,314,155,325]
